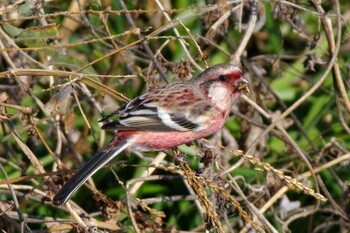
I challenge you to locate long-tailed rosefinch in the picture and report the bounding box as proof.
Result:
[53,63,248,205]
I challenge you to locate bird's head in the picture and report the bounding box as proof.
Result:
[193,64,249,110]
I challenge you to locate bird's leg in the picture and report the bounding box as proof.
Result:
[163,149,189,165]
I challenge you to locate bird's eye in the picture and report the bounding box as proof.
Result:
[219,75,228,82]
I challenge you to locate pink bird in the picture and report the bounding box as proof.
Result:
[53,63,248,205]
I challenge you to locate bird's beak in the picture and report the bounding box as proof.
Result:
[234,76,250,94]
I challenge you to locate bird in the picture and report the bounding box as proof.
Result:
[53,63,249,205]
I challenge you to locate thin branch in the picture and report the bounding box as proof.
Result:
[118,0,168,82]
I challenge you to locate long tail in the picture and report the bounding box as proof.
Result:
[53,142,131,205]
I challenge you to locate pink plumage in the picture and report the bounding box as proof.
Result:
[53,63,248,205]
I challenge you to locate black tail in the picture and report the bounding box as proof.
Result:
[53,143,130,205]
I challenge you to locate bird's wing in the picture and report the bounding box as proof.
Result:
[100,84,214,132]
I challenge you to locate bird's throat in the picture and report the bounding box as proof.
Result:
[207,83,233,111]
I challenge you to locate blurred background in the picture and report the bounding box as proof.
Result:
[0,0,349,232]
